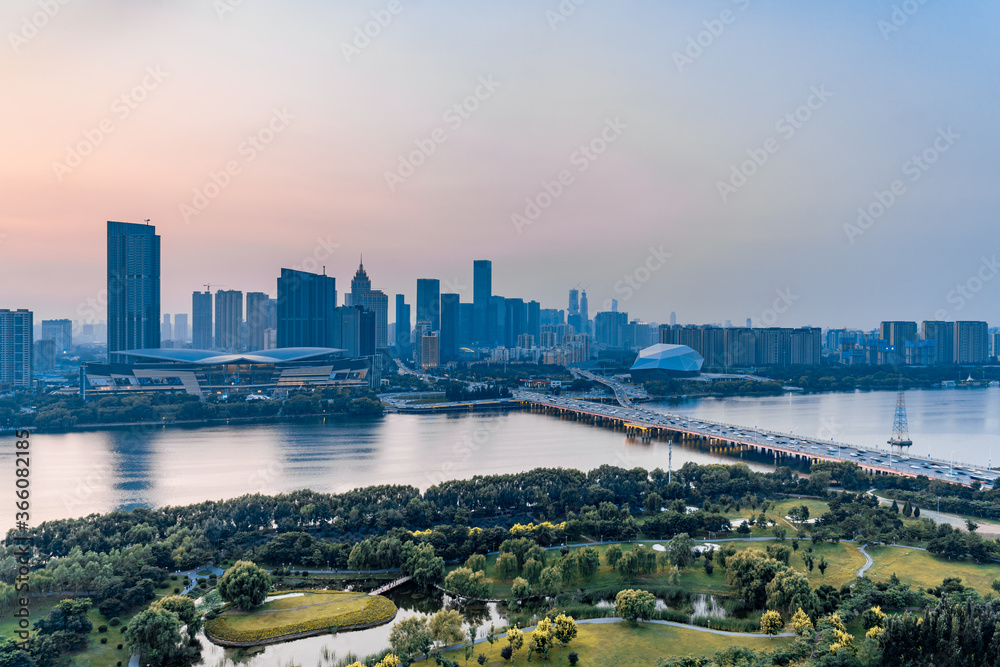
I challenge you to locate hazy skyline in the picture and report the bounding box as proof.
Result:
[3,0,999,329]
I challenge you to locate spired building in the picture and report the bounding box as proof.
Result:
[107,221,160,358]
[351,259,388,349]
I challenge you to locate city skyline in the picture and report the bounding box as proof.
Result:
[2,2,998,328]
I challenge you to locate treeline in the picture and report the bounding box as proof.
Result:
[17,387,383,431]
[760,364,1000,392]
[645,379,785,398]
[442,382,512,402]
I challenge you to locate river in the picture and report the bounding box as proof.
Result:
[4,387,1000,530]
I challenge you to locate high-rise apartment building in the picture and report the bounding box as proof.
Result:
[41,319,72,353]
[276,268,337,348]
[160,314,172,342]
[0,309,33,389]
[416,279,440,332]
[473,260,492,343]
[921,321,953,365]
[395,294,411,358]
[174,314,189,342]
[192,291,213,349]
[214,290,243,351]
[107,221,160,356]
[880,321,918,365]
[246,292,270,351]
[955,321,989,364]
[458,303,473,348]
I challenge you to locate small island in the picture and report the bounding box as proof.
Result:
[205,589,397,646]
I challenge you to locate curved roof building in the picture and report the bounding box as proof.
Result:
[629,344,704,380]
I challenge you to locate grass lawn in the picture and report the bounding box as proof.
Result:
[222,591,370,632]
[418,621,793,666]
[866,546,1000,595]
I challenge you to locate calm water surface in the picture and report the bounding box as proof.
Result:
[5,387,1000,530]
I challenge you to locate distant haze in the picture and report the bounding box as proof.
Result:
[2,0,998,329]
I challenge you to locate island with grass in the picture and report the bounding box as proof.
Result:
[204,589,397,646]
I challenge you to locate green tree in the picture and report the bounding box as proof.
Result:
[666,533,696,569]
[218,560,271,610]
[644,492,664,515]
[791,607,814,636]
[495,553,519,582]
[578,547,600,579]
[605,544,623,568]
[429,609,465,648]
[860,606,887,631]
[522,558,543,585]
[614,588,655,624]
[818,557,828,577]
[0,638,32,667]
[511,577,531,599]
[404,542,446,587]
[465,553,487,573]
[444,568,491,600]
[389,616,433,663]
[152,595,199,634]
[536,566,561,597]
[125,606,182,666]
[760,610,783,638]
[551,613,578,646]
[616,550,639,581]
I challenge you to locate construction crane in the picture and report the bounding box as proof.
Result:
[203,283,225,293]
[888,375,913,448]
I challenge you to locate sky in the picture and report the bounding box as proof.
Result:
[2,0,999,330]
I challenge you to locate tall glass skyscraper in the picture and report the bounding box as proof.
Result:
[416,278,440,332]
[276,268,337,348]
[473,260,491,343]
[107,221,160,357]
[440,293,460,360]
[395,294,411,358]
[192,291,213,349]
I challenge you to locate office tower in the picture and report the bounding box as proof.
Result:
[439,293,460,361]
[580,290,590,334]
[504,298,526,348]
[612,300,619,314]
[335,305,376,358]
[174,314,189,342]
[487,295,505,345]
[955,321,989,364]
[349,258,372,307]
[0,309,33,389]
[161,314,172,342]
[41,319,72,353]
[725,320,732,329]
[745,317,751,329]
[192,291,213,349]
[360,290,389,349]
[567,289,581,332]
[214,290,243,351]
[527,301,541,342]
[993,332,1000,359]
[880,321,918,365]
[416,279,440,332]
[277,268,337,348]
[421,333,440,369]
[921,321,953,365]
[414,320,432,367]
[670,311,676,326]
[473,260,492,343]
[395,294,411,358]
[34,339,56,372]
[107,220,160,355]
[458,303,473,348]
[595,311,628,348]
[540,309,564,327]
[268,299,277,330]
[246,292,270,351]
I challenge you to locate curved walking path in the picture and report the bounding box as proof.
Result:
[857,545,874,577]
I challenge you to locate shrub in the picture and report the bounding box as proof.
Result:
[500,645,513,661]
[119,626,127,633]
[98,625,108,633]
[173,587,180,594]
[116,643,123,649]
[109,617,121,627]
[170,575,178,580]
[569,652,579,665]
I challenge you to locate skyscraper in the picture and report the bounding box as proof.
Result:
[567,289,581,333]
[246,292,270,351]
[580,290,589,337]
[473,260,492,343]
[192,291,213,349]
[349,258,372,306]
[107,220,160,356]
[504,298,526,348]
[395,294,411,358]
[880,321,918,365]
[174,314,189,342]
[360,290,389,349]
[277,268,337,348]
[0,309,32,389]
[458,302,473,348]
[416,279,440,332]
[335,305,376,358]
[440,293,460,360]
[921,321,953,365]
[955,321,989,364]
[214,290,243,351]
[41,319,72,353]
[161,314,172,342]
